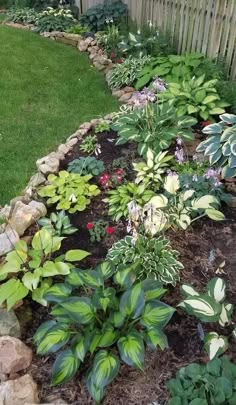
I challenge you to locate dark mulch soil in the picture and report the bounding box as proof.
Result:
[18,130,236,405]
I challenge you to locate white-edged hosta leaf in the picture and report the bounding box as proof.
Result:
[55,297,95,325]
[191,195,218,210]
[204,332,228,360]
[51,348,80,385]
[219,303,233,327]
[179,295,221,322]
[220,113,236,124]
[205,208,225,221]
[202,123,223,134]
[164,175,180,194]
[144,327,168,351]
[91,350,120,388]
[36,324,71,355]
[119,282,145,319]
[180,284,199,298]
[207,277,226,303]
[140,300,175,328]
[118,330,144,370]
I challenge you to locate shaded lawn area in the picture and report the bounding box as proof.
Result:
[0,26,119,204]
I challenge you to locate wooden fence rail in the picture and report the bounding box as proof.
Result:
[80,0,236,79]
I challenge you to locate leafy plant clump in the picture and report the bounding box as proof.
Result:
[33,260,175,403]
[107,235,183,285]
[103,182,155,221]
[35,7,76,33]
[87,220,110,242]
[167,356,236,405]
[107,55,150,90]
[7,7,38,24]
[68,157,105,176]
[80,135,100,155]
[38,171,100,214]
[158,75,229,120]
[66,23,89,35]
[197,113,236,178]
[79,0,128,32]
[38,210,77,236]
[0,228,89,309]
[112,103,196,156]
[95,120,111,134]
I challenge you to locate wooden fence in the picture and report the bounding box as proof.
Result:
[79,0,236,79]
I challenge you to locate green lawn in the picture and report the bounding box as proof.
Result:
[0,26,119,204]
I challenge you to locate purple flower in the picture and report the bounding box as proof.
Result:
[175,147,185,163]
[167,169,177,176]
[176,137,183,146]
[152,77,166,92]
[205,168,217,179]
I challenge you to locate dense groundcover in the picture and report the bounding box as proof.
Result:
[0,26,118,204]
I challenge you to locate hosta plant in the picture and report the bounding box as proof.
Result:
[35,8,76,33]
[33,261,174,403]
[95,120,111,134]
[158,75,229,120]
[38,211,77,236]
[133,148,173,189]
[80,135,101,155]
[38,171,100,214]
[68,157,105,176]
[112,102,196,157]
[196,113,236,178]
[167,356,236,405]
[7,7,38,24]
[107,55,150,90]
[103,182,155,221]
[0,228,90,309]
[107,235,183,285]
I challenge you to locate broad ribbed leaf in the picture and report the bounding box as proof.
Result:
[140,300,175,328]
[56,297,95,324]
[65,268,84,287]
[37,324,71,355]
[180,295,221,322]
[74,333,91,362]
[205,208,225,221]
[204,332,228,360]
[141,279,167,301]
[33,320,57,346]
[91,350,120,388]
[98,327,118,348]
[120,283,145,319]
[86,372,104,403]
[118,331,144,370]
[144,327,168,350]
[97,261,116,280]
[51,349,79,385]
[65,249,90,262]
[113,263,137,288]
[207,278,226,303]
[43,283,72,303]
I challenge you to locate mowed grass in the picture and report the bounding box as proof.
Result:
[0,26,119,204]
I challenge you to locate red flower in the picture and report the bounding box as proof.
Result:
[110,52,116,59]
[106,226,114,234]
[87,222,94,230]
[116,169,123,175]
[116,58,123,64]
[201,120,212,127]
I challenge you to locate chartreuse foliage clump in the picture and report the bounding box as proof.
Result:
[167,356,236,405]
[33,261,175,403]
[197,113,236,178]
[107,235,183,285]
[0,228,90,310]
[38,171,100,214]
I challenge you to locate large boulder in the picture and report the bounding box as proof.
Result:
[0,226,19,256]
[0,374,39,405]
[0,336,32,374]
[9,200,46,237]
[0,309,21,338]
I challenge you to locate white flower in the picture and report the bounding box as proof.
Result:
[69,193,77,203]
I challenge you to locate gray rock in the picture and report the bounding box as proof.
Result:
[9,200,46,236]
[57,144,71,155]
[0,309,21,338]
[119,92,133,102]
[27,172,46,188]
[0,226,19,257]
[0,336,32,374]
[28,201,47,217]
[36,154,60,175]
[66,138,78,147]
[112,89,125,98]
[78,40,88,52]
[79,122,92,131]
[0,374,39,405]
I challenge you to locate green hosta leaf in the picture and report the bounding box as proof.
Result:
[140,300,175,328]
[205,208,225,221]
[97,261,116,280]
[209,108,226,115]
[207,277,226,303]
[141,279,167,301]
[89,330,102,354]
[32,228,52,251]
[42,261,70,277]
[92,287,116,312]
[33,320,57,346]
[179,295,221,322]
[32,279,52,306]
[51,348,79,385]
[98,327,118,348]
[43,283,72,303]
[22,269,42,291]
[204,332,228,360]
[90,350,120,388]
[202,95,220,105]
[0,279,29,310]
[86,372,104,404]
[37,324,71,355]
[55,297,95,325]
[65,268,84,287]
[65,249,90,262]
[109,311,126,328]
[74,333,91,362]
[118,330,144,370]
[144,327,168,350]
[113,263,137,288]
[119,282,145,319]
[79,270,103,289]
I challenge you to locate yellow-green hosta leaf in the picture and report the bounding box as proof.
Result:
[65,269,84,287]
[52,348,80,385]
[202,95,220,105]
[97,261,116,281]
[0,279,28,310]
[98,327,118,348]
[204,332,228,360]
[164,174,180,194]
[32,279,52,306]
[74,333,91,362]
[57,297,95,324]
[207,277,226,303]
[42,261,70,277]
[78,270,103,289]
[86,372,104,404]
[37,324,71,355]
[22,269,42,291]
[118,331,144,370]
[119,282,145,319]
[140,300,175,328]
[144,327,168,351]
[43,283,72,303]
[141,279,167,301]
[33,320,57,346]
[205,208,225,221]
[90,350,120,388]
[32,228,52,251]
[65,249,90,262]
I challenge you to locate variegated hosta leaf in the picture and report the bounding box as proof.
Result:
[141,279,167,301]
[164,174,180,195]
[51,348,80,385]
[179,295,221,322]
[205,208,225,221]
[43,283,72,303]
[144,327,168,351]
[86,372,104,403]
[90,350,120,389]
[204,332,228,360]
[180,284,199,298]
[191,195,219,210]
[52,297,95,325]
[140,300,175,328]
[182,189,195,201]
[97,261,116,281]
[233,327,236,340]
[144,209,168,235]
[207,277,226,303]
[36,324,71,355]
[74,332,91,362]
[146,195,168,209]
[118,330,144,370]
[219,303,233,327]
[119,282,145,319]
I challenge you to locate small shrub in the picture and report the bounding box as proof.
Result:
[107,55,150,90]
[35,7,76,33]
[7,6,38,24]
[66,22,88,34]
[68,157,105,176]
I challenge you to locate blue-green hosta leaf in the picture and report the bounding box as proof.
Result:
[118,330,144,370]
[109,311,126,328]
[144,327,168,351]
[74,332,91,362]
[51,348,80,385]
[65,268,84,287]
[202,123,223,135]
[86,372,104,404]
[207,278,226,303]
[65,249,90,262]
[204,332,228,360]
[205,142,221,155]
[221,164,236,178]
[33,320,57,346]
[97,261,116,280]
[36,324,71,355]
[0,279,28,310]
[220,127,236,142]
[220,113,236,124]
[54,297,95,325]
[119,282,145,319]
[222,142,231,156]
[42,261,70,277]
[209,149,222,165]
[219,303,233,327]
[231,143,236,156]
[78,270,103,289]
[141,279,167,301]
[43,283,72,303]
[179,294,221,322]
[91,350,120,388]
[205,208,225,221]
[229,154,236,168]
[113,263,137,288]
[98,327,118,348]
[196,136,220,152]
[140,300,175,328]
